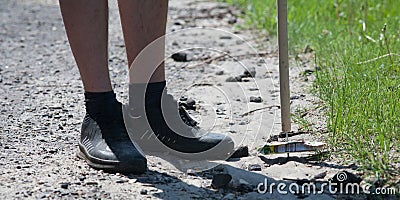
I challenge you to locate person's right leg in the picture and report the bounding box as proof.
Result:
[59,0,146,173]
[118,1,234,160]
[118,0,167,83]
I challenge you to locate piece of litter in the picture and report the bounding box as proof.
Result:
[259,141,325,154]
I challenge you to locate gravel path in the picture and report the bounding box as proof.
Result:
[1,0,367,199]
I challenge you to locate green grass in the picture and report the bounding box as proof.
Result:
[223,0,400,184]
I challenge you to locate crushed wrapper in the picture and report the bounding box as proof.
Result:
[260,140,326,154]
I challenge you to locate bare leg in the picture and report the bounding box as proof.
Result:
[59,0,112,92]
[118,0,168,83]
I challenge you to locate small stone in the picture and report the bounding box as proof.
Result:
[172,41,179,46]
[241,78,251,82]
[216,108,225,114]
[37,193,48,199]
[215,70,224,75]
[248,164,262,171]
[186,98,195,107]
[85,181,98,186]
[220,36,232,40]
[116,179,126,183]
[312,171,327,180]
[243,67,256,78]
[78,176,86,181]
[187,169,197,176]
[49,104,63,110]
[128,179,137,183]
[182,98,196,110]
[173,20,186,26]
[140,189,148,195]
[228,17,237,24]
[249,96,263,103]
[179,96,188,101]
[171,52,189,62]
[60,183,69,189]
[230,146,249,158]
[211,174,232,189]
[48,149,57,154]
[226,76,242,82]
[222,193,235,200]
[237,179,253,193]
[303,69,314,75]
[238,121,247,125]
[290,95,300,100]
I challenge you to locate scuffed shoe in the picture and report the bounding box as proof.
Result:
[78,101,147,174]
[124,87,235,160]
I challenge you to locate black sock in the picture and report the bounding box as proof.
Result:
[145,81,166,94]
[84,91,120,121]
[84,91,116,101]
[129,81,166,108]
[145,81,166,108]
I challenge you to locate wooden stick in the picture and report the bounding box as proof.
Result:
[277,0,291,159]
[277,0,291,134]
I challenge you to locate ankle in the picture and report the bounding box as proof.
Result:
[84,91,121,120]
[128,81,166,108]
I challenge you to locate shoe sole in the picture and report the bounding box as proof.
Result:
[136,138,235,161]
[77,144,147,174]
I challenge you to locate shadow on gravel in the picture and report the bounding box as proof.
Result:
[258,153,358,170]
[124,166,303,199]
[130,170,215,199]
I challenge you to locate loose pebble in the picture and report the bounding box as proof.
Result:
[249,96,263,103]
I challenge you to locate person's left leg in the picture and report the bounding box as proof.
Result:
[59,0,147,174]
[118,0,234,158]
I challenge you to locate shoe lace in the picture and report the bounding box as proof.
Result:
[163,93,199,127]
[178,103,198,127]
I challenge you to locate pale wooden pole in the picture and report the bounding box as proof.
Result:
[277,0,291,134]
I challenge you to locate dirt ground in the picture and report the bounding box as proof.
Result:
[0,0,385,199]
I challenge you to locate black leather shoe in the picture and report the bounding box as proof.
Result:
[78,101,147,173]
[124,90,234,160]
